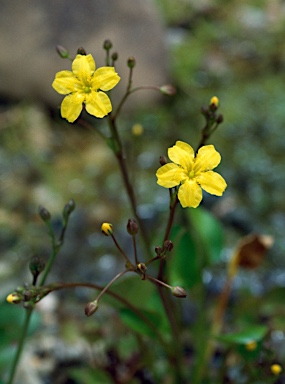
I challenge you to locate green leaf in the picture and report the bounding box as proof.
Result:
[189,206,224,264]
[168,225,200,289]
[217,324,268,345]
[69,367,112,384]
[119,308,162,338]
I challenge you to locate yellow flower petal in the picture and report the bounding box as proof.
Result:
[156,163,186,188]
[168,141,194,171]
[52,71,81,94]
[85,91,112,118]
[61,93,85,122]
[72,54,95,84]
[196,171,227,196]
[194,145,221,174]
[92,67,120,91]
[178,179,202,208]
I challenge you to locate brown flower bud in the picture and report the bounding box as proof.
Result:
[85,300,99,317]
[216,114,224,124]
[155,246,163,256]
[163,240,174,252]
[137,263,147,274]
[171,286,187,298]
[159,156,168,166]
[38,205,51,222]
[77,47,87,55]
[127,219,139,235]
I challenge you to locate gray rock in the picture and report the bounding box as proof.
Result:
[0,0,167,109]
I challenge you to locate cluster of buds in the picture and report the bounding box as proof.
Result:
[84,221,187,317]
[6,284,51,309]
[199,96,223,146]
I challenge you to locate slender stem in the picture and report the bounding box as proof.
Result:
[108,117,151,258]
[6,308,33,384]
[158,194,179,280]
[110,234,133,266]
[48,281,169,351]
[96,270,128,302]
[132,235,139,265]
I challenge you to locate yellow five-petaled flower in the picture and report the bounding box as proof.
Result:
[52,54,120,122]
[156,141,227,208]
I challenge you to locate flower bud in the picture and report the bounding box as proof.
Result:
[127,219,139,235]
[137,263,147,274]
[127,56,136,69]
[63,199,76,219]
[155,246,163,256]
[160,84,176,96]
[56,45,70,59]
[210,96,219,107]
[111,52,118,62]
[103,39,113,51]
[6,292,22,304]
[38,205,51,222]
[101,223,113,236]
[216,114,224,124]
[77,47,87,55]
[271,364,282,375]
[171,286,187,298]
[163,240,174,252]
[159,156,167,166]
[85,300,99,316]
[29,255,45,278]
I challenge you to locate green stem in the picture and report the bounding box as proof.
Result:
[108,116,151,259]
[6,308,33,384]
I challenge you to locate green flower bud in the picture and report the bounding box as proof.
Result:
[111,52,118,62]
[29,255,45,278]
[103,40,113,51]
[127,56,136,68]
[160,84,176,96]
[56,45,70,59]
[38,205,51,222]
[63,199,76,219]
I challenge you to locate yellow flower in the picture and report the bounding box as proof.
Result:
[245,340,257,351]
[52,54,120,122]
[271,364,282,375]
[156,141,227,208]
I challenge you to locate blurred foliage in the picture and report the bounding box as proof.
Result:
[1,0,285,383]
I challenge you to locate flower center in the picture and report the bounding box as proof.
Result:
[83,86,92,93]
[188,170,195,179]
